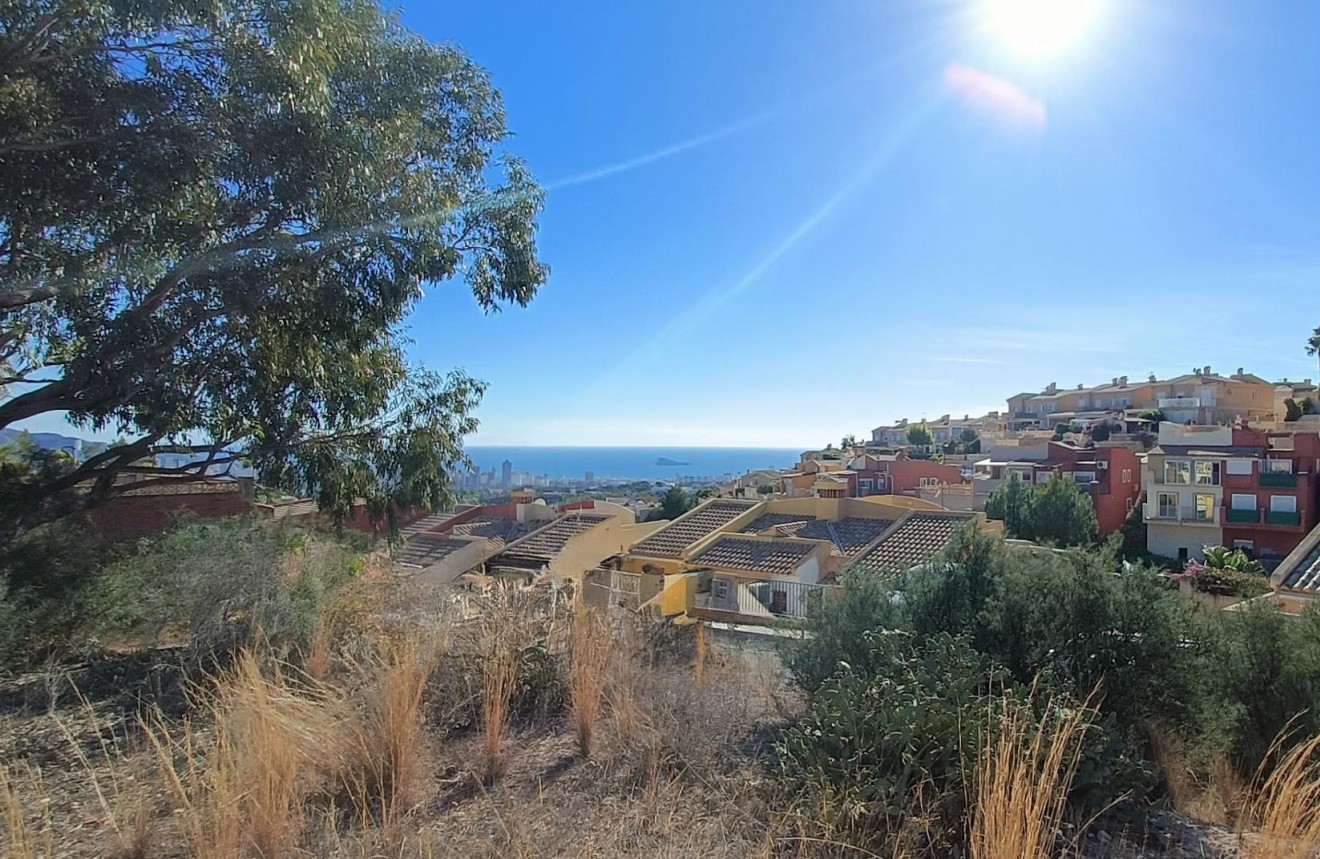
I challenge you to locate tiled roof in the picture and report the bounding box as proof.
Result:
[794,517,897,556]
[501,513,612,560]
[850,513,977,576]
[691,536,816,575]
[395,534,477,569]
[1278,526,1320,593]
[738,513,816,533]
[401,512,458,536]
[632,500,758,558]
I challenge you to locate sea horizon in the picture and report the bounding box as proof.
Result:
[463,445,805,482]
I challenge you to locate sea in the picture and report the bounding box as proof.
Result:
[463,446,802,482]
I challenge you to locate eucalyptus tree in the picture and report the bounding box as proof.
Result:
[0,0,548,541]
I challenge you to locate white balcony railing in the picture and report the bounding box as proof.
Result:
[1144,504,1217,524]
[699,576,836,620]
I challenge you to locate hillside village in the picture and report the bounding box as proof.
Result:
[9,3,1320,857]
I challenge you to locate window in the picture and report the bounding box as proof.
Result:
[1231,493,1258,511]
[712,579,729,601]
[1165,461,1191,484]
[1121,468,1132,483]
[1073,472,1096,485]
[1232,540,1255,554]
[1157,493,1179,518]
[1195,494,1215,521]
[1271,495,1298,514]
[859,478,874,493]
[1178,547,1189,563]
[1126,498,1135,513]
[1264,460,1294,474]
[1194,461,1221,485]
[1226,459,1253,476]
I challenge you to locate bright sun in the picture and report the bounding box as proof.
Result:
[981,0,1102,59]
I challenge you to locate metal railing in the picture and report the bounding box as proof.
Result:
[1145,504,1217,524]
[700,576,836,619]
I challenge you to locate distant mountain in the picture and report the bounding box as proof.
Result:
[655,457,691,467]
[0,428,107,454]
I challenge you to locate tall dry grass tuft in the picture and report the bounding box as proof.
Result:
[1242,731,1320,859]
[1,761,52,859]
[345,633,442,826]
[568,602,614,758]
[475,583,537,784]
[54,700,154,859]
[146,650,355,859]
[968,689,1096,859]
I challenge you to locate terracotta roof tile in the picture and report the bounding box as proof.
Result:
[500,513,612,560]
[850,513,977,576]
[632,500,758,558]
[738,513,816,533]
[794,517,897,556]
[691,536,816,575]
[395,534,477,568]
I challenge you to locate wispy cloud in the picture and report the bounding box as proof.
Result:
[545,113,773,190]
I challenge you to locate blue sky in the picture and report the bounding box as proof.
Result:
[20,0,1320,447]
[402,0,1320,446]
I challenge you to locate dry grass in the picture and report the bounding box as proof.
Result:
[568,602,614,758]
[1242,730,1320,859]
[474,584,540,784]
[1150,729,1246,827]
[143,634,442,859]
[967,689,1096,859]
[53,700,154,859]
[1,761,51,859]
[344,634,442,827]
[146,651,354,858]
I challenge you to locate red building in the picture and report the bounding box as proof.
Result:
[1219,427,1320,563]
[1033,441,1143,537]
[849,452,966,498]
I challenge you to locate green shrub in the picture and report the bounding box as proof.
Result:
[0,580,20,670]
[87,519,364,658]
[974,549,1198,737]
[1204,604,1320,773]
[777,630,993,846]
[784,568,904,692]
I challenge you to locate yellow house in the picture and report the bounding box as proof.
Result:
[601,496,989,626]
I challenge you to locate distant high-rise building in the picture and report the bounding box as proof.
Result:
[501,459,513,487]
[585,471,595,484]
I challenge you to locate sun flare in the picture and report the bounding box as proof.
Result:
[980,0,1102,59]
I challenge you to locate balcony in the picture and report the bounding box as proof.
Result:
[696,576,837,620]
[1226,508,1261,524]
[1266,510,1303,527]
[1259,472,1298,488]
[1145,504,1218,525]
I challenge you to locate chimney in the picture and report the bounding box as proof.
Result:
[1120,376,1129,385]
[1237,367,1245,376]
[1112,378,1119,386]
[1148,373,1157,383]
[964,414,970,420]
[1046,383,1057,394]
[1204,365,1212,375]
[1077,383,1084,390]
